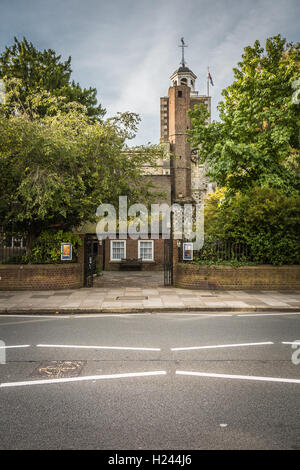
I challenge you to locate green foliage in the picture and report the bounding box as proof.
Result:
[188,35,300,196]
[190,235,253,266]
[203,187,300,265]
[0,87,164,249]
[24,230,82,264]
[0,37,105,120]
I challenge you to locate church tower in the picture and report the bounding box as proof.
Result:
[160,38,211,204]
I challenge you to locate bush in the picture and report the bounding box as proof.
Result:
[203,187,300,265]
[24,230,82,264]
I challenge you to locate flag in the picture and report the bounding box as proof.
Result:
[208,71,214,86]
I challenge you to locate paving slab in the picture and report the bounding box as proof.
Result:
[0,273,299,315]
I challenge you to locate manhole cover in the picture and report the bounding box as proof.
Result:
[52,292,73,296]
[31,295,51,299]
[30,361,86,378]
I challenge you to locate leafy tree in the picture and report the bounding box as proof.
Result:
[204,187,300,265]
[189,35,300,195]
[0,85,163,251]
[0,37,105,120]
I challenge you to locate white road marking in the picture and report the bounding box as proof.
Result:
[171,341,273,351]
[176,371,300,384]
[0,315,70,318]
[282,341,300,345]
[238,312,300,317]
[0,318,67,326]
[159,313,233,317]
[36,344,161,351]
[0,371,167,388]
[0,344,30,349]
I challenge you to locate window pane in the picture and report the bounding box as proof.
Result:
[112,241,125,260]
[140,241,153,260]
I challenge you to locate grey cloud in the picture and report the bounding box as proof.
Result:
[0,0,299,145]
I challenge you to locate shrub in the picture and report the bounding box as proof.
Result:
[203,187,300,265]
[24,230,82,264]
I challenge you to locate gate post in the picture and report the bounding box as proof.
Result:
[164,238,173,286]
[172,238,178,286]
[77,234,85,287]
[84,235,95,287]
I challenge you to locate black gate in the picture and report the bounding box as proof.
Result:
[84,235,97,287]
[164,238,173,286]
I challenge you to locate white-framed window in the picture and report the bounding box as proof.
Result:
[110,240,126,261]
[138,240,154,261]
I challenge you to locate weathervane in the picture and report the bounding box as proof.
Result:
[179,37,187,67]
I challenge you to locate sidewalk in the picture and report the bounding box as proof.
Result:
[0,286,300,314]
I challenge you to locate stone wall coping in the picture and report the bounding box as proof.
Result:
[0,263,81,270]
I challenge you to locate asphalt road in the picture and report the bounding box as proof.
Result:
[0,312,300,450]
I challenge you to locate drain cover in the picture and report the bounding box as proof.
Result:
[31,295,51,299]
[116,296,148,301]
[52,292,73,296]
[31,361,86,378]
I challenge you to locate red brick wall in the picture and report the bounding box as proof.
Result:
[103,238,165,271]
[175,264,300,290]
[0,263,82,290]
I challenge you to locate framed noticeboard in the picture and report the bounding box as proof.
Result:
[183,242,193,261]
[61,243,72,261]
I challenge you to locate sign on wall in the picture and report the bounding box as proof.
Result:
[61,243,72,261]
[183,242,193,261]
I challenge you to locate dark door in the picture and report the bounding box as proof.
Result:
[84,235,97,287]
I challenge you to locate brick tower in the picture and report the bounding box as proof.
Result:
[160,39,211,204]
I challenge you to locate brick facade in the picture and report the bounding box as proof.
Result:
[100,238,165,271]
[175,264,300,290]
[160,69,211,204]
[0,263,82,290]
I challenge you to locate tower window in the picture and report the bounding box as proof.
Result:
[178,91,182,97]
[180,78,187,85]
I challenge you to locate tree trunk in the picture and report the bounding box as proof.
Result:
[26,233,36,255]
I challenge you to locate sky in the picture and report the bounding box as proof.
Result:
[0,0,299,145]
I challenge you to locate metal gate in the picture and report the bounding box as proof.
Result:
[164,238,173,286]
[84,235,97,287]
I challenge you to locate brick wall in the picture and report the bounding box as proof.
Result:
[175,263,300,290]
[0,263,83,290]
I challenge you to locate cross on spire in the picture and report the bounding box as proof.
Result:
[179,37,187,67]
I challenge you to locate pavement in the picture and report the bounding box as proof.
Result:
[0,283,300,314]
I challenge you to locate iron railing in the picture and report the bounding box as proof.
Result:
[0,235,78,264]
[178,239,253,264]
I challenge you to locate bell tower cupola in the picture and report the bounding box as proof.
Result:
[169,38,198,96]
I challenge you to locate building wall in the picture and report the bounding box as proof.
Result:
[168,85,192,200]
[142,174,171,204]
[102,238,165,271]
[160,83,212,204]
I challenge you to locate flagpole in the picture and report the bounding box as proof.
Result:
[207,66,210,97]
